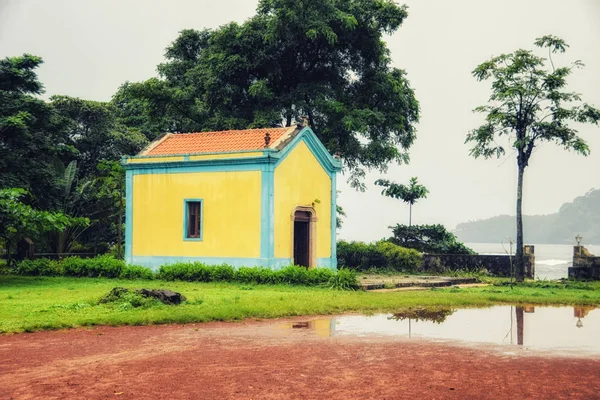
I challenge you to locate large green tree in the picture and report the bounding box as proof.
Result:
[115,0,419,189]
[0,55,71,207]
[51,95,148,178]
[466,35,600,281]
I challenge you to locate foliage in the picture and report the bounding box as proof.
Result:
[61,255,125,278]
[0,188,84,265]
[375,177,429,205]
[388,224,475,255]
[336,190,346,229]
[337,240,422,272]
[0,55,70,206]
[0,54,141,257]
[466,35,600,280]
[119,265,155,280]
[158,263,353,288]
[210,264,236,281]
[327,268,359,290]
[115,0,420,189]
[15,258,63,276]
[375,177,428,225]
[50,95,148,178]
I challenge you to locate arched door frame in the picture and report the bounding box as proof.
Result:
[290,206,317,268]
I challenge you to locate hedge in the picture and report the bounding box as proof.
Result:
[337,240,422,272]
[13,257,358,290]
[16,256,152,280]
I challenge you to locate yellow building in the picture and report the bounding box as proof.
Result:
[122,125,342,270]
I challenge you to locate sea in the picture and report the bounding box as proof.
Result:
[465,243,600,281]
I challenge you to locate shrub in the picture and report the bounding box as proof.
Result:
[157,262,212,282]
[328,268,358,290]
[210,264,235,281]
[234,267,277,284]
[16,258,62,276]
[120,265,154,280]
[375,241,422,272]
[389,224,475,255]
[306,267,335,286]
[62,255,124,278]
[277,265,310,285]
[337,240,422,272]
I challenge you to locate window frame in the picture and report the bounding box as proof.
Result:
[183,199,204,241]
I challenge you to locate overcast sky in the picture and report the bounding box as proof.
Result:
[1,0,599,242]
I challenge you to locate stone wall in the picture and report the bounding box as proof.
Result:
[422,245,535,278]
[568,246,600,280]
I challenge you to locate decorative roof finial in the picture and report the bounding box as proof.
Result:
[264,131,271,148]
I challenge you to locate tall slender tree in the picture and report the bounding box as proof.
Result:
[375,177,428,226]
[466,35,600,281]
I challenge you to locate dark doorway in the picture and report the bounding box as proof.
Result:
[293,211,311,268]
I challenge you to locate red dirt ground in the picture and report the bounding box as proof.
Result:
[1,317,599,399]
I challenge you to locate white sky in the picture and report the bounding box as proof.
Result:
[1,0,599,242]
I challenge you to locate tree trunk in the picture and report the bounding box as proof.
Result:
[409,203,412,227]
[515,165,525,282]
[5,237,12,268]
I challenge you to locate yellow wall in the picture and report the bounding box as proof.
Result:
[132,171,261,257]
[274,140,332,259]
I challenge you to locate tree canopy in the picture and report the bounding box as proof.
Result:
[114,0,420,189]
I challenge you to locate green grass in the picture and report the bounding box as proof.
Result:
[1,275,599,333]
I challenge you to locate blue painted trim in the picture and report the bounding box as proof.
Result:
[260,161,275,263]
[273,129,342,179]
[125,170,133,264]
[123,148,273,161]
[330,172,338,270]
[301,127,343,171]
[123,156,274,171]
[183,199,204,241]
[131,256,294,271]
[129,163,267,176]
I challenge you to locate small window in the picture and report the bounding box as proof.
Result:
[184,200,203,240]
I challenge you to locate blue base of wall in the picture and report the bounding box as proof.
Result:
[130,256,337,271]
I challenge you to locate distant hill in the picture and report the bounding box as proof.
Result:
[454,188,600,245]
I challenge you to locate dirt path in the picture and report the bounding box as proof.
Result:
[1,318,599,399]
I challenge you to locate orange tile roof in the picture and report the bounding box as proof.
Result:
[144,127,295,156]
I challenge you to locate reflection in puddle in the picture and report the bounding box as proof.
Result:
[281,306,600,355]
[389,308,455,324]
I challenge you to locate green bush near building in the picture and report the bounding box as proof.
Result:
[12,256,358,290]
[337,240,422,272]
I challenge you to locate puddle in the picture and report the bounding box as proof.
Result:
[280,306,600,355]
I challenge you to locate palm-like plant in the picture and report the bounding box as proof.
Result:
[375,177,429,226]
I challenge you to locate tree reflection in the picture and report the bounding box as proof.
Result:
[388,307,455,324]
